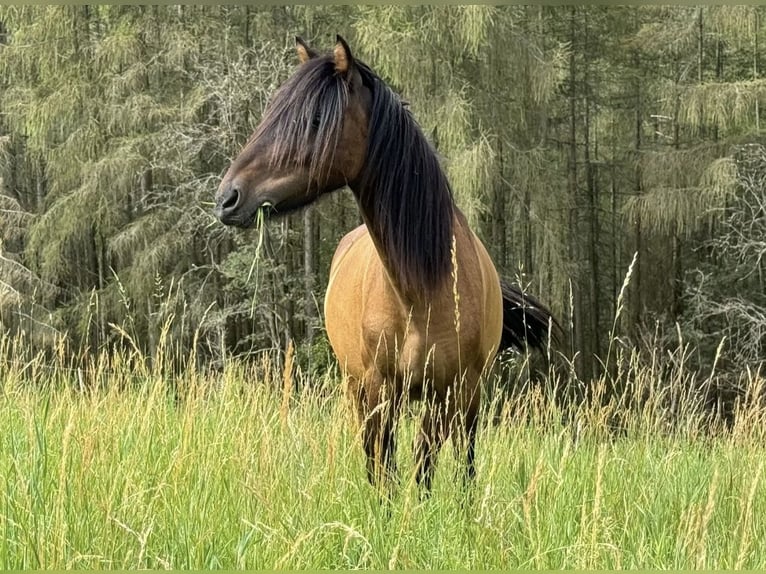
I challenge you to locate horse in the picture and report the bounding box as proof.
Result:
[214,35,557,493]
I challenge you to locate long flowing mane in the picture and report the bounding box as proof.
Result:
[355,63,455,296]
[255,52,455,296]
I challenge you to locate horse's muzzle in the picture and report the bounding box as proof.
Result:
[214,185,241,224]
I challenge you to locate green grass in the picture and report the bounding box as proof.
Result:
[1,351,766,569]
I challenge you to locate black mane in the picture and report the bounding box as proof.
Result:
[354,62,455,296]
[257,53,455,296]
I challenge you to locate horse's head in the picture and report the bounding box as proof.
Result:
[214,35,371,227]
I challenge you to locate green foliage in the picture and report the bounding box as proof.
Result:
[0,6,764,381]
[681,144,766,371]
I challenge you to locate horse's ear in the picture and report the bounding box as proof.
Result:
[333,34,354,74]
[296,36,318,64]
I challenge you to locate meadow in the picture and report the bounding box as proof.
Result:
[1,337,766,570]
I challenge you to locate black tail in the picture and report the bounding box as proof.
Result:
[499,279,561,354]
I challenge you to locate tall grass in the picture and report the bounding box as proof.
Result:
[1,328,766,569]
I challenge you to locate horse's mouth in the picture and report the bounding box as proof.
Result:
[216,200,276,228]
[245,201,278,227]
[251,197,312,222]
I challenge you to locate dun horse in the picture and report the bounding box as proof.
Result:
[215,36,556,492]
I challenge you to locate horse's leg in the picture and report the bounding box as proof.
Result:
[414,392,450,494]
[360,369,398,489]
[413,370,482,495]
[451,370,482,487]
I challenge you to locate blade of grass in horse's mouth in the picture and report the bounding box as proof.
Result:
[246,209,267,318]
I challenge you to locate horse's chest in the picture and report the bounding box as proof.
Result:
[361,313,458,384]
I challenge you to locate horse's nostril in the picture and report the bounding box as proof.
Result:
[222,188,240,211]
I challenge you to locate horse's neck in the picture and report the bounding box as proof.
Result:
[353,198,403,292]
[350,110,455,301]
[353,187,460,305]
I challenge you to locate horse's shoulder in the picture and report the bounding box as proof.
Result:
[332,223,368,263]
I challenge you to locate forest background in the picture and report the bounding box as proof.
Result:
[1,5,764,400]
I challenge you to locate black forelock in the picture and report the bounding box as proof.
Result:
[253,55,349,184]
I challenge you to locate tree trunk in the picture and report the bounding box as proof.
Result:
[755,9,760,132]
[630,20,643,339]
[697,7,705,138]
[523,180,533,276]
[610,137,618,331]
[583,11,601,371]
[671,55,683,321]
[714,37,722,142]
[303,205,316,345]
[282,218,295,346]
[567,6,588,379]
[35,157,45,213]
[492,139,507,271]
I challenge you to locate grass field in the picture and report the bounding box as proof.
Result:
[1,343,766,569]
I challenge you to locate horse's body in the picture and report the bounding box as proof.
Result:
[326,212,502,392]
[325,212,503,486]
[214,35,556,492]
